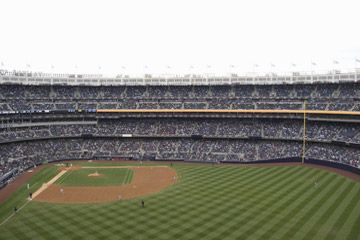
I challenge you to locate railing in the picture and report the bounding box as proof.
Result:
[0,69,359,86]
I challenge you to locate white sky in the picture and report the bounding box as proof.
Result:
[0,0,360,76]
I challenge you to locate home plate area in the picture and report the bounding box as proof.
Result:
[33,165,177,204]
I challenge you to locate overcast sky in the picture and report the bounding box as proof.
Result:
[0,0,360,76]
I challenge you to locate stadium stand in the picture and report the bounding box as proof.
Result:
[1,70,360,187]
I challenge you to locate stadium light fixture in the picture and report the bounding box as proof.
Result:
[252,64,259,75]
[355,59,360,73]
[310,62,317,76]
[332,60,339,74]
[355,58,360,68]
[290,63,297,76]
[229,65,235,75]
[270,63,276,76]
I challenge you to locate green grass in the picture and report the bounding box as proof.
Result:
[55,168,133,186]
[0,164,359,240]
[0,165,58,223]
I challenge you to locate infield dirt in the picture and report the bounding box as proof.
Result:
[34,166,177,204]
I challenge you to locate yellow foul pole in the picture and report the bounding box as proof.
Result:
[302,100,307,164]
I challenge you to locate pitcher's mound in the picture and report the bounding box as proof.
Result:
[88,171,103,177]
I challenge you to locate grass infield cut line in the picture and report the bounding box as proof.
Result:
[123,169,133,184]
[55,168,133,187]
[54,168,76,185]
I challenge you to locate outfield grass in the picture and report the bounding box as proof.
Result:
[55,168,133,186]
[0,164,359,240]
[0,165,58,223]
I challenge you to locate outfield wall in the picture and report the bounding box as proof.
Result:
[220,157,360,175]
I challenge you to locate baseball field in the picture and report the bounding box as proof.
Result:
[0,161,359,240]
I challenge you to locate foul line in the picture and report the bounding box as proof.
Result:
[32,169,68,199]
[0,168,69,227]
[0,199,32,227]
[0,166,168,226]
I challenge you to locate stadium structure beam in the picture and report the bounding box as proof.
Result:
[96,109,360,116]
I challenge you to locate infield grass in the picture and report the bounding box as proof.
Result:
[0,163,359,240]
[55,168,133,186]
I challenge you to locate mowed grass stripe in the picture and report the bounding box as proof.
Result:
[192,167,314,240]
[16,206,72,239]
[230,167,322,240]
[142,166,290,239]
[143,166,271,227]
[187,165,287,191]
[209,167,318,240]
[345,195,360,240]
[3,165,262,240]
[303,181,356,240]
[143,166,279,230]
[224,167,322,240]
[176,166,290,208]
[258,170,336,239]
[180,166,267,199]
[10,210,53,239]
[279,175,346,240]
[0,164,359,240]
[290,177,349,239]
[170,167,303,239]
[161,166,267,203]
[124,169,133,184]
[0,166,58,223]
[0,167,334,238]
[41,205,92,238]
[327,187,360,240]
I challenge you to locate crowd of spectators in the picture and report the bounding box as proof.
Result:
[0,118,360,182]
[1,137,359,183]
[1,119,360,144]
[0,82,359,112]
[0,82,359,100]
[2,100,360,111]
[1,81,360,186]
